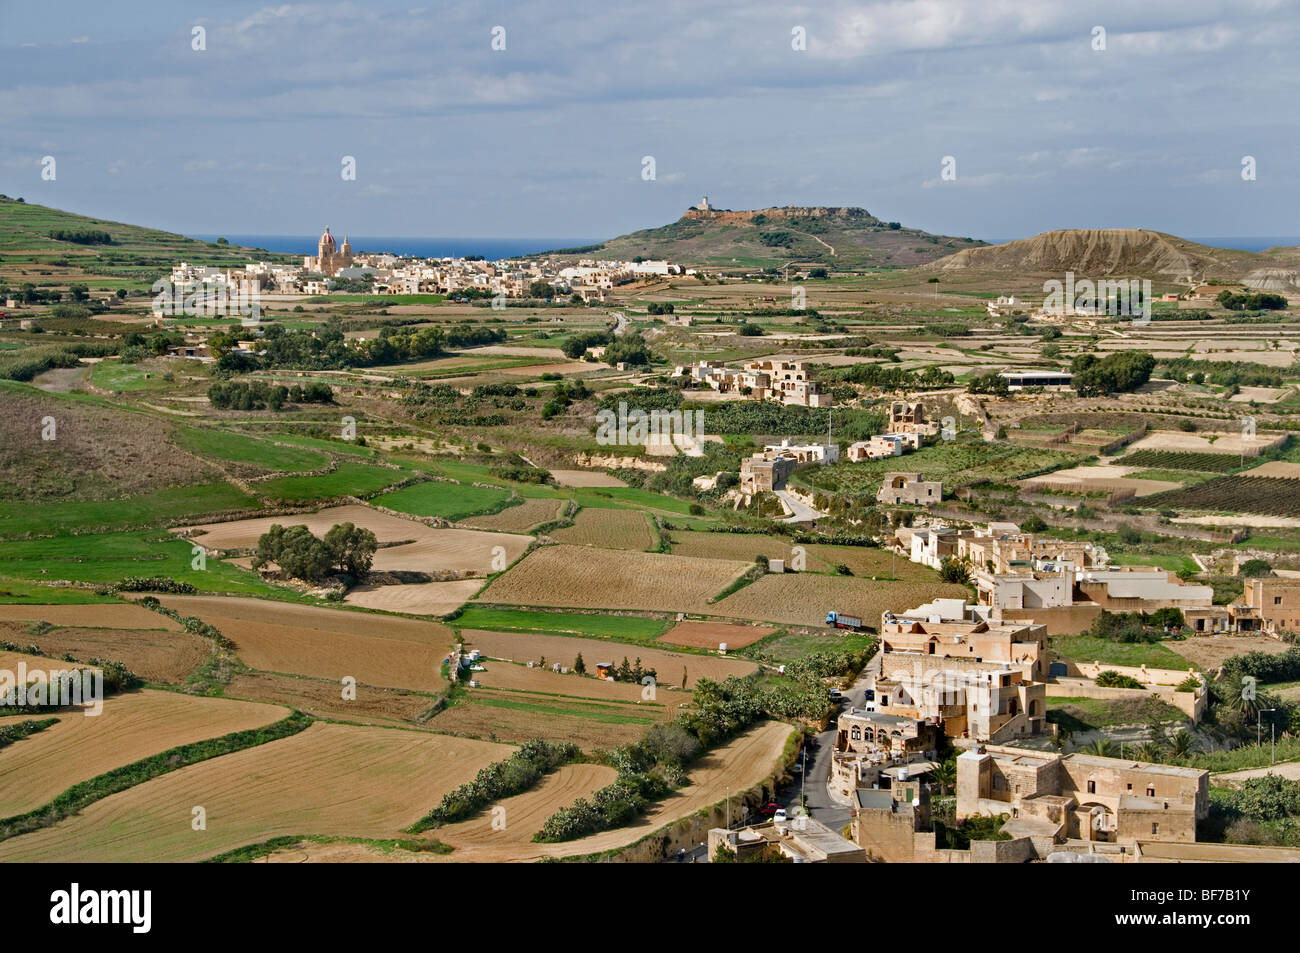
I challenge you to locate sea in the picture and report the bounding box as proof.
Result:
[190,235,601,260]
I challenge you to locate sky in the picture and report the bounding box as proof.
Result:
[1,0,1298,242]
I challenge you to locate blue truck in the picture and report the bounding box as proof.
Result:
[825,610,864,631]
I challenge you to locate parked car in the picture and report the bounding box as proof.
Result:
[773,808,788,823]
[758,801,781,817]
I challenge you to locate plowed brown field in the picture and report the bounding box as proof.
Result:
[473,545,748,613]
[660,620,775,649]
[0,603,180,630]
[152,596,454,691]
[552,508,656,551]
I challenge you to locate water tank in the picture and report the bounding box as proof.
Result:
[718,642,728,655]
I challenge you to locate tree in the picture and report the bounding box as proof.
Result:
[528,280,555,299]
[930,757,957,794]
[938,556,970,585]
[573,652,586,676]
[1167,729,1197,760]
[1240,559,1273,578]
[322,522,378,579]
[1081,739,1115,757]
[1231,775,1300,820]
[1095,670,1144,689]
[253,524,333,582]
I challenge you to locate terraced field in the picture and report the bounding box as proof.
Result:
[472,545,748,614]
[551,508,657,551]
[0,687,286,817]
[712,573,971,628]
[153,595,454,691]
[0,723,512,862]
[457,627,757,687]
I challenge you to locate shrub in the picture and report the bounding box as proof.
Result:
[1095,670,1145,689]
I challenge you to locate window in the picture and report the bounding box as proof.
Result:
[1126,783,1132,791]
[1147,786,1155,797]
[1276,597,1283,605]
[1087,780,1096,794]
[1151,823,1159,835]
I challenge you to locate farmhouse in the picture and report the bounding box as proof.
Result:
[1230,577,1300,635]
[876,472,942,506]
[999,369,1073,391]
[975,564,1224,634]
[957,745,1208,847]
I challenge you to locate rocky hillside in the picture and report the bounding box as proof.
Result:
[925,228,1300,290]
[550,205,986,271]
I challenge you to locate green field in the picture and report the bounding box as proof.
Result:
[177,427,330,472]
[0,482,257,539]
[0,577,121,604]
[89,361,168,392]
[739,629,876,664]
[0,530,286,594]
[262,432,379,458]
[257,462,412,502]
[1046,695,1185,731]
[372,480,513,521]
[451,606,669,641]
[1048,635,1193,670]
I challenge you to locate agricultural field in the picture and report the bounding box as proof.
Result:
[459,497,564,532]
[0,686,286,817]
[372,480,514,521]
[456,628,758,687]
[1117,450,1244,473]
[666,530,932,580]
[550,508,657,551]
[659,620,776,649]
[152,595,454,691]
[222,671,438,728]
[181,504,531,576]
[449,606,669,641]
[254,720,794,863]
[0,621,209,684]
[1144,476,1300,517]
[0,602,180,629]
[343,579,483,616]
[0,723,512,862]
[472,545,749,614]
[548,470,628,488]
[710,573,970,628]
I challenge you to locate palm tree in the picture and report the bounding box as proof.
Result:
[1135,742,1164,763]
[1167,729,1197,761]
[929,758,957,795]
[1081,739,1116,758]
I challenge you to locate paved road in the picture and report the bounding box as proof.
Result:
[775,664,876,834]
[775,489,825,523]
[610,312,629,336]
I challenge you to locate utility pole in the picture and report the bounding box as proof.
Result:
[1261,708,1278,762]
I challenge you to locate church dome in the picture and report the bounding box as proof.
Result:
[319,228,336,247]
